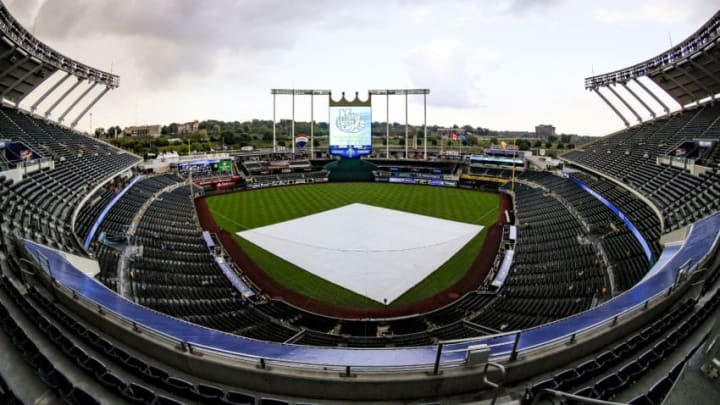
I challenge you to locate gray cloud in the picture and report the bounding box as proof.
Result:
[502,0,564,14]
[405,40,499,109]
[5,0,361,85]
[3,0,43,23]
[3,0,567,88]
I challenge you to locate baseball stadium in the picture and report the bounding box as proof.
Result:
[0,2,720,405]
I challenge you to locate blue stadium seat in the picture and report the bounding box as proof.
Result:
[62,387,100,405]
[123,383,156,404]
[617,361,645,385]
[225,390,256,404]
[648,376,674,403]
[260,398,290,405]
[195,383,224,401]
[593,373,625,400]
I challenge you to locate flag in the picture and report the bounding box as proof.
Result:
[451,132,458,141]
[460,134,468,142]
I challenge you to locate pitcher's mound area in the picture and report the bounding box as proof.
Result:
[237,203,483,304]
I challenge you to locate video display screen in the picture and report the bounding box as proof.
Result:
[329,106,372,158]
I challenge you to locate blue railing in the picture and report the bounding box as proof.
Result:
[83,176,142,249]
[569,175,654,264]
[24,212,720,371]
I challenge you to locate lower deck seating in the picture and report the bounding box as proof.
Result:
[468,183,609,331]
[518,172,653,294]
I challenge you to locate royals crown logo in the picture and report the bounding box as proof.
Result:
[335,109,366,133]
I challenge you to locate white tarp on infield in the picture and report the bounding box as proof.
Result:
[237,203,483,304]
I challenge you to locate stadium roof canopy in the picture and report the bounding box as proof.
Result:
[585,10,720,126]
[0,3,119,127]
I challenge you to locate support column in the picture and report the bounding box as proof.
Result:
[0,55,29,82]
[621,82,656,119]
[678,65,714,103]
[291,91,295,155]
[272,93,277,153]
[310,93,314,157]
[71,86,111,128]
[607,84,642,123]
[592,88,630,127]
[59,82,97,124]
[633,78,670,115]
[661,72,697,108]
[0,47,17,62]
[46,78,83,118]
[423,93,427,160]
[692,55,720,92]
[405,91,409,159]
[31,72,71,113]
[386,93,389,158]
[2,64,43,103]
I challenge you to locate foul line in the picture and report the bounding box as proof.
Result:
[209,208,251,231]
[471,206,499,225]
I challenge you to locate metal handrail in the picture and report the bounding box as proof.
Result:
[26,246,703,374]
[482,362,506,405]
[18,207,720,374]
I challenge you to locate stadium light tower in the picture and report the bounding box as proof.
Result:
[369,89,430,160]
[271,89,330,155]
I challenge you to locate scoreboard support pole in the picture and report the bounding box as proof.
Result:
[386,93,390,158]
[271,89,330,156]
[272,93,276,153]
[310,93,314,157]
[423,93,427,160]
[369,89,431,160]
[405,92,409,159]
[274,88,429,159]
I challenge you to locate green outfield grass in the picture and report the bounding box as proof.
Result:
[207,183,499,308]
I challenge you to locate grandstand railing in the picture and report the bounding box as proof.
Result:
[561,159,666,232]
[568,174,654,263]
[82,176,143,249]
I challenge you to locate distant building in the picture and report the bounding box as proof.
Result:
[124,125,162,137]
[177,120,200,135]
[535,124,556,139]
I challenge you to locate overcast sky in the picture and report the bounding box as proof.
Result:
[4,0,718,136]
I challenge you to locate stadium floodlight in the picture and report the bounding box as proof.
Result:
[368,89,430,159]
[271,89,331,155]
